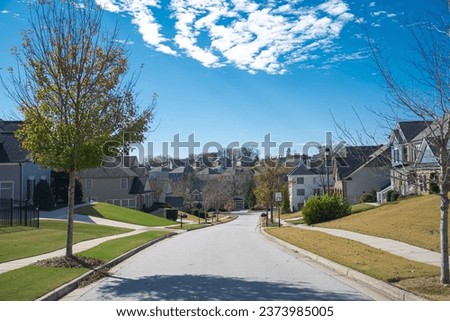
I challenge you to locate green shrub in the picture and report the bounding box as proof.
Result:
[164,208,178,221]
[360,192,376,203]
[302,194,351,225]
[33,180,54,210]
[390,190,400,202]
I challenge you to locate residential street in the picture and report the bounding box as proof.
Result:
[63,212,379,301]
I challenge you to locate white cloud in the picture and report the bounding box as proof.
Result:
[96,0,177,55]
[1,10,9,14]
[372,10,386,16]
[98,0,357,74]
[369,2,376,7]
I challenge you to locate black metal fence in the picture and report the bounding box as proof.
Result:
[0,199,40,228]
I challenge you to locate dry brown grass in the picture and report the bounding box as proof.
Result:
[318,195,447,252]
[266,227,450,300]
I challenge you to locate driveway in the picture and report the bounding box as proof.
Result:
[64,212,373,301]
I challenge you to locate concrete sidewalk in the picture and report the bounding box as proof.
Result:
[0,205,182,275]
[285,222,449,267]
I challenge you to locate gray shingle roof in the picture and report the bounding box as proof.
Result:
[0,121,30,163]
[398,121,431,142]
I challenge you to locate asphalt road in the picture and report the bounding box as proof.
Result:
[65,212,373,301]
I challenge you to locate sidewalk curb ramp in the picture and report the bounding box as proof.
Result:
[36,232,176,301]
[258,226,425,301]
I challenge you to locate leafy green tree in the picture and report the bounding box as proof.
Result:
[254,159,288,222]
[281,187,290,214]
[244,179,257,209]
[5,1,154,256]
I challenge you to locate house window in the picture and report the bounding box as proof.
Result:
[313,188,321,195]
[0,181,14,200]
[85,179,93,190]
[393,147,400,163]
[297,188,305,196]
[296,177,304,184]
[120,178,128,189]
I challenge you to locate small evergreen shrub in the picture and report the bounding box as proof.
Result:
[390,190,400,202]
[164,208,178,221]
[302,194,351,225]
[360,192,376,203]
[33,180,54,210]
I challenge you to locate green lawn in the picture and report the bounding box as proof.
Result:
[0,230,172,300]
[75,202,176,227]
[318,195,448,252]
[0,265,89,301]
[79,230,171,261]
[0,220,131,263]
[266,227,449,300]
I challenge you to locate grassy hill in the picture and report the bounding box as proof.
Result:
[75,202,176,227]
[318,195,448,253]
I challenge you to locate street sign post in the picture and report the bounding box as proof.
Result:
[275,192,282,227]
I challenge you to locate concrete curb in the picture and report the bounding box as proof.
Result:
[36,232,177,301]
[258,226,425,301]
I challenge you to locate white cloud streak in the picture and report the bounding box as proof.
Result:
[97,0,357,74]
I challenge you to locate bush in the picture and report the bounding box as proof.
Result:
[33,180,54,210]
[302,194,351,225]
[360,192,376,203]
[164,208,178,221]
[390,190,400,202]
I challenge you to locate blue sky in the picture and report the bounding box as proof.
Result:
[0,0,447,159]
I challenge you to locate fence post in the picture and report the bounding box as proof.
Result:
[9,198,13,227]
[24,199,28,227]
[36,206,40,228]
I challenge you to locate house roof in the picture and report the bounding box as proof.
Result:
[0,121,30,163]
[149,166,172,173]
[397,121,431,142]
[170,166,194,175]
[129,177,152,194]
[288,164,322,176]
[334,145,388,180]
[166,196,185,208]
[78,166,139,179]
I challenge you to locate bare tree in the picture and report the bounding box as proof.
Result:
[368,13,449,283]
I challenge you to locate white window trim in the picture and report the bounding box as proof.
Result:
[120,178,128,190]
[85,178,93,190]
[0,181,14,200]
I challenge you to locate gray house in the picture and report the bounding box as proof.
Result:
[0,120,51,203]
[333,146,391,204]
[78,156,154,210]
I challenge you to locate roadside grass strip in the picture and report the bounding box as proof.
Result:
[318,195,447,252]
[0,220,131,263]
[266,227,450,300]
[0,230,172,300]
[78,230,171,261]
[0,265,89,301]
[75,202,175,227]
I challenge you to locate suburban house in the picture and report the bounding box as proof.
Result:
[288,163,334,212]
[0,120,51,203]
[333,145,391,204]
[384,120,442,200]
[78,156,154,210]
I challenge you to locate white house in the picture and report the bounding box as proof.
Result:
[288,164,333,212]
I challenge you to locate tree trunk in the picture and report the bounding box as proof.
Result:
[440,187,450,284]
[65,170,76,257]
